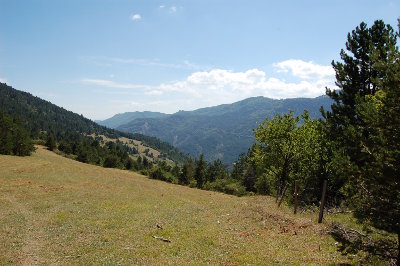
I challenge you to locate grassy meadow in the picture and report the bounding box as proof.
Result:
[0,146,363,265]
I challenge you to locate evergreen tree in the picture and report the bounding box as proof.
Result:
[12,125,34,156]
[45,132,56,151]
[103,155,119,168]
[231,153,247,181]
[142,156,151,169]
[242,162,257,192]
[171,164,181,179]
[232,148,257,192]
[125,157,134,170]
[326,19,400,262]
[76,149,88,163]
[325,20,397,179]
[194,154,207,188]
[206,159,227,183]
[136,156,143,169]
[179,159,194,185]
[0,112,34,156]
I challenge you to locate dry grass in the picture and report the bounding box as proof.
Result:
[89,134,172,164]
[0,146,360,265]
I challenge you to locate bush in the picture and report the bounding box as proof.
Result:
[103,155,119,168]
[204,179,246,196]
[149,167,165,181]
[255,172,275,195]
[58,141,72,154]
[149,167,176,183]
[76,150,88,163]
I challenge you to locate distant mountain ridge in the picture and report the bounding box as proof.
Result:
[97,111,168,128]
[99,96,333,165]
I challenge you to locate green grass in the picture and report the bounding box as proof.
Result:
[0,146,363,265]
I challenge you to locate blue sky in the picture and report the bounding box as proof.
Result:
[0,0,399,120]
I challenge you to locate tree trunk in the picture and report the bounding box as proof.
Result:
[276,159,289,203]
[397,232,400,266]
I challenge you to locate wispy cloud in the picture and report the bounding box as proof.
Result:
[169,6,177,13]
[81,78,151,90]
[80,56,210,70]
[131,13,142,21]
[158,5,181,14]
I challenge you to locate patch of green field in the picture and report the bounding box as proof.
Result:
[0,146,361,265]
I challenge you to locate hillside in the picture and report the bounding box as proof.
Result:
[0,146,358,265]
[0,83,188,164]
[114,96,332,164]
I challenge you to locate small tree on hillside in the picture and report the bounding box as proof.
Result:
[45,132,56,151]
[253,111,300,196]
[103,155,119,168]
[179,159,195,185]
[194,154,207,188]
[206,159,227,183]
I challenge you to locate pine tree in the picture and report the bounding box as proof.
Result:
[179,159,194,185]
[326,19,400,262]
[0,112,34,156]
[45,132,56,151]
[194,154,207,188]
[325,20,397,174]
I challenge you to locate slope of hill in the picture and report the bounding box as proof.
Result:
[0,83,188,164]
[0,146,357,265]
[115,96,332,164]
[96,111,168,129]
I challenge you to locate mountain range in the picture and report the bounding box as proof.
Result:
[98,96,333,165]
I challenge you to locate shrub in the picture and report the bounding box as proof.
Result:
[103,155,119,168]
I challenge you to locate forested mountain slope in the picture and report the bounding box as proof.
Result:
[115,96,332,164]
[0,83,188,164]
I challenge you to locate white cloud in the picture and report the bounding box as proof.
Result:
[82,59,336,113]
[157,62,335,100]
[159,5,165,9]
[0,77,7,83]
[131,14,142,21]
[274,59,334,80]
